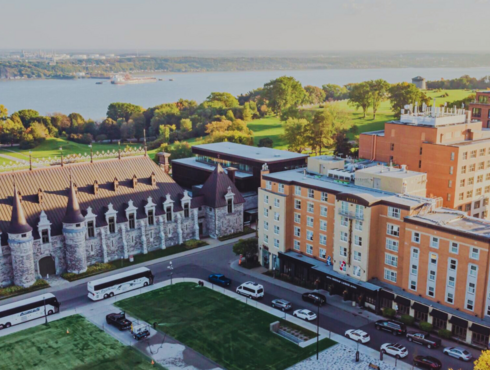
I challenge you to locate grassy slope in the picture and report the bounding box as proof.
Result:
[116,282,336,370]
[0,315,162,370]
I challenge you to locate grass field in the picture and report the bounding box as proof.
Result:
[0,315,163,370]
[115,282,336,370]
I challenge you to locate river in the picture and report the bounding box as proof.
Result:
[1,67,490,120]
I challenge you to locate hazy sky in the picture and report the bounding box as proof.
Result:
[1,0,489,52]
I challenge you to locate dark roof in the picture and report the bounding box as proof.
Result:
[199,164,245,208]
[63,180,85,224]
[0,156,188,245]
[8,184,33,235]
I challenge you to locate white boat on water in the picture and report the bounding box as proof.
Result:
[111,73,157,85]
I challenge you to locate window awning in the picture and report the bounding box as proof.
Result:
[449,316,468,328]
[411,302,429,313]
[394,295,410,306]
[430,309,448,320]
[470,323,490,336]
[380,290,395,300]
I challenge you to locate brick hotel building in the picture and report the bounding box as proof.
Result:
[258,156,490,348]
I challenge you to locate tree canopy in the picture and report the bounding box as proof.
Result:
[263,76,306,114]
[232,237,258,260]
[348,82,371,118]
[107,102,144,121]
[389,82,430,118]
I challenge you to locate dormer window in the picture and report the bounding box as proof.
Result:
[166,206,173,222]
[184,203,190,218]
[225,186,235,214]
[148,209,155,225]
[108,217,116,233]
[128,213,136,229]
[227,198,233,214]
[41,229,49,244]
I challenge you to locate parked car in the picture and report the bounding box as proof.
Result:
[208,274,232,287]
[293,309,317,321]
[106,312,132,331]
[413,355,442,369]
[131,324,151,341]
[443,347,473,362]
[344,329,370,343]
[406,332,441,349]
[380,343,408,359]
[271,299,291,311]
[302,292,327,306]
[375,319,407,336]
[236,281,264,299]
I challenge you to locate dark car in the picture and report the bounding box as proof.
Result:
[375,319,407,336]
[406,332,441,349]
[302,292,326,306]
[413,355,442,369]
[208,274,232,287]
[106,312,132,331]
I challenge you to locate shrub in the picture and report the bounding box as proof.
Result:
[400,314,415,326]
[258,137,273,148]
[95,134,107,142]
[382,307,396,318]
[62,262,115,281]
[419,321,433,333]
[438,328,452,339]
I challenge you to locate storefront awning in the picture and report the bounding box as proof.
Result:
[430,309,448,320]
[380,290,395,300]
[411,302,429,313]
[470,323,490,336]
[449,316,468,328]
[394,295,410,306]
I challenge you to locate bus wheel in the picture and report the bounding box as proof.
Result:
[5,323,11,328]
[144,282,149,287]
[109,293,114,297]
[104,294,109,299]
[0,324,3,330]
[47,310,54,315]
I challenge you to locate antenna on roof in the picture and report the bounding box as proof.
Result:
[118,140,121,160]
[143,129,147,157]
[89,144,93,163]
[59,147,64,167]
[29,150,32,171]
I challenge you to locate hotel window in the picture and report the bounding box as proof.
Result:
[449,258,457,271]
[128,213,136,230]
[451,152,455,161]
[308,189,314,198]
[294,213,300,223]
[319,234,327,246]
[264,195,269,204]
[478,175,484,183]
[340,247,347,257]
[355,220,363,231]
[264,234,268,244]
[295,186,301,195]
[41,229,50,244]
[274,239,280,248]
[446,292,454,304]
[321,192,328,202]
[450,242,459,254]
[460,179,465,187]
[294,240,300,251]
[274,198,280,207]
[473,108,482,118]
[487,174,490,181]
[274,212,280,221]
[430,253,438,265]
[471,150,477,158]
[448,276,455,287]
[227,199,233,214]
[412,248,419,259]
[341,201,349,213]
[463,152,468,160]
[461,165,466,174]
[471,247,480,260]
[410,280,417,290]
[412,231,420,243]
[448,180,452,188]
[266,181,272,190]
[469,177,474,185]
[384,269,397,283]
[420,147,423,155]
[430,237,439,248]
[447,194,451,201]
[340,231,348,242]
[428,286,435,297]
[87,221,95,238]
[306,230,314,241]
[481,148,487,156]
[354,235,363,246]
[390,143,394,151]
[486,186,490,194]
[320,206,327,217]
[306,244,313,255]
[294,199,301,210]
[307,202,314,213]
[479,162,485,171]
[476,188,482,196]
[278,184,285,193]
[264,208,269,217]
[386,239,399,252]
[264,221,269,230]
[307,216,314,227]
[385,254,398,267]
[294,226,300,237]
[466,299,474,311]
[449,166,453,175]
[429,270,436,281]
[355,204,364,218]
[108,216,116,233]
[341,216,349,227]
[387,224,400,237]
[469,264,478,277]
[273,225,280,235]
[467,190,473,198]
[470,164,476,172]
[411,264,418,275]
[319,248,326,259]
[320,220,327,231]
[354,251,362,261]
[419,160,422,169]
[388,207,400,219]
[459,193,464,201]
[468,282,476,294]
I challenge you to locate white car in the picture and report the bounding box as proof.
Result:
[380,343,408,359]
[345,329,370,343]
[293,309,317,321]
[443,347,473,362]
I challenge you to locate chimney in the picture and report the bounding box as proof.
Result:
[227,167,237,184]
[132,175,138,188]
[150,172,156,186]
[113,177,119,191]
[401,164,407,173]
[93,180,99,195]
[157,152,171,174]
[38,188,44,204]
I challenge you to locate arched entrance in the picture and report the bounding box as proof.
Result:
[39,256,56,278]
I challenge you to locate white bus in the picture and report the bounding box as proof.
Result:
[0,293,60,329]
[87,267,154,301]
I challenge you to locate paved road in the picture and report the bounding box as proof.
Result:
[12,243,478,370]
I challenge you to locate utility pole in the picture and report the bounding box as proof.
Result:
[167,261,174,285]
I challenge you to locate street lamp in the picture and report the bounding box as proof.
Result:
[167,261,174,285]
[43,296,48,325]
[313,296,321,360]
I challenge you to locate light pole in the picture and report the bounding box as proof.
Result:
[43,296,48,325]
[167,261,174,285]
[314,297,320,360]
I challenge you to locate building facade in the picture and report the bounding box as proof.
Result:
[0,154,244,287]
[470,91,490,128]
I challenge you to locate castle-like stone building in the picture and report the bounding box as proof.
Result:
[0,154,244,287]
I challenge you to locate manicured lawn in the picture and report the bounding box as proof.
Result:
[0,315,163,370]
[248,116,288,150]
[115,282,336,370]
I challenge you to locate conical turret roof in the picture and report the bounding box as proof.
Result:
[199,164,245,208]
[63,179,85,224]
[8,184,32,234]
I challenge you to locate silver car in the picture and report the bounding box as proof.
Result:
[443,347,473,362]
[271,299,291,311]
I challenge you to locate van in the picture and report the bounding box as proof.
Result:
[236,281,264,299]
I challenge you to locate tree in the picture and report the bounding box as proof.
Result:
[120,120,135,140]
[304,85,326,104]
[0,104,7,120]
[322,84,349,101]
[16,109,40,127]
[282,118,309,153]
[258,137,273,148]
[242,103,252,121]
[225,110,235,122]
[206,92,239,108]
[49,113,71,132]
[348,82,371,118]
[99,118,120,142]
[29,122,49,141]
[232,237,258,261]
[263,76,306,114]
[205,120,232,135]
[474,350,490,370]
[150,104,180,136]
[333,130,353,157]
[367,79,390,119]
[160,141,193,161]
[107,102,144,121]
[0,118,24,145]
[389,82,430,118]
[180,118,192,132]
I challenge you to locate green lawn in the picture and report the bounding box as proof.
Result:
[0,315,163,370]
[115,282,336,370]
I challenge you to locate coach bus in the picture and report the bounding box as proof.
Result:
[87,267,154,301]
[0,293,60,329]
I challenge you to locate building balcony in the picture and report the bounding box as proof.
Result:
[338,209,364,221]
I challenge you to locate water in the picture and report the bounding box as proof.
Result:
[1,67,490,120]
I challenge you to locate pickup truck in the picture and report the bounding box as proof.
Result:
[406,332,441,349]
[106,312,132,331]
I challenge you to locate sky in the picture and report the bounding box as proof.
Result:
[1,0,489,52]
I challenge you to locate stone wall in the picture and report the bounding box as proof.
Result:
[215,204,244,238]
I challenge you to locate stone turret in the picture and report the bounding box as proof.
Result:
[62,179,88,274]
[8,184,36,287]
